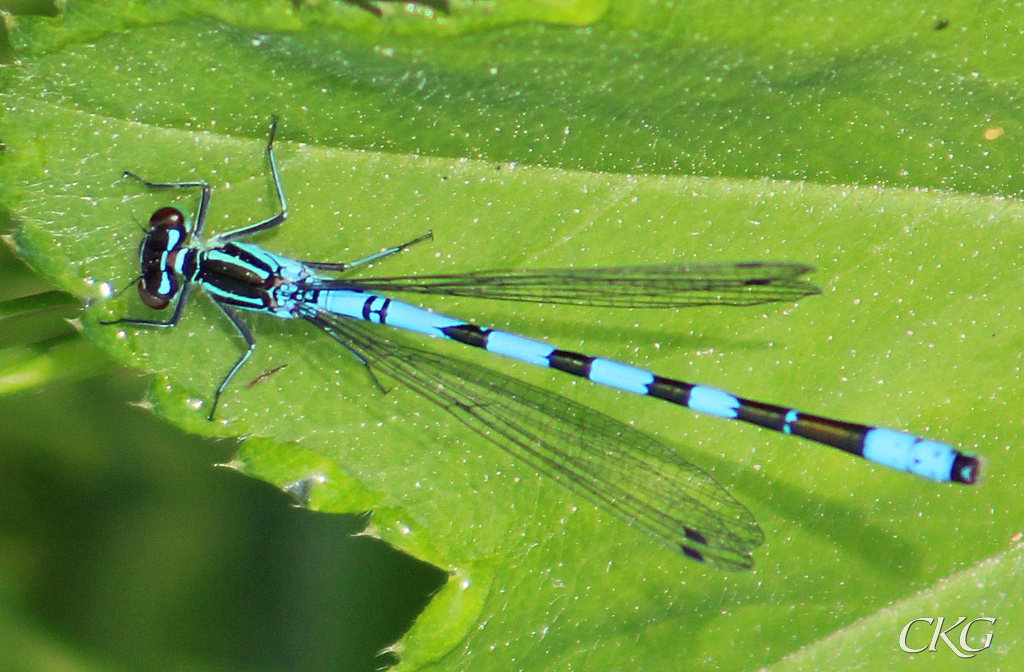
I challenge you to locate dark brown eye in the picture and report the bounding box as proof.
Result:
[137,271,176,309]
[149,206,187,232]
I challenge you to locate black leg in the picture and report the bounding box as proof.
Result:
[216,116,289,242]
[302,230,434,272]
[209,302,256,420]
[122,171,212,237]
[306,312,389,394]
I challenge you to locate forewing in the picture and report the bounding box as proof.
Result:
[331,262,819,308]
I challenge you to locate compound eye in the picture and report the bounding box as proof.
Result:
[149,206,187,232]
[137,271,177,309]
[146,207,188,250]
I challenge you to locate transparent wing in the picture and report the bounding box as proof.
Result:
[329,262,819,308]
[307,311,764,570]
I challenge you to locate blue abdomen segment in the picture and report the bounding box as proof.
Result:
[588,360,655,395]
[372,298,464,336]
[685,386,741,418]
[485,331,555,367]
[317,289,463,337]
[862,429,961,482]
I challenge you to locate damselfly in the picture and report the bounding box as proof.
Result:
[102,118,980,570]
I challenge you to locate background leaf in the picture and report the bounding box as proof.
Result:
[1,1,1020,670]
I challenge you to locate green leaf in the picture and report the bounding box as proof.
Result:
[0,334,114,395]
[0,289,78,320]
[1,2,1020,670]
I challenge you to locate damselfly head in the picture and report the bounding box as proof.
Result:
[137,206,188,309]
